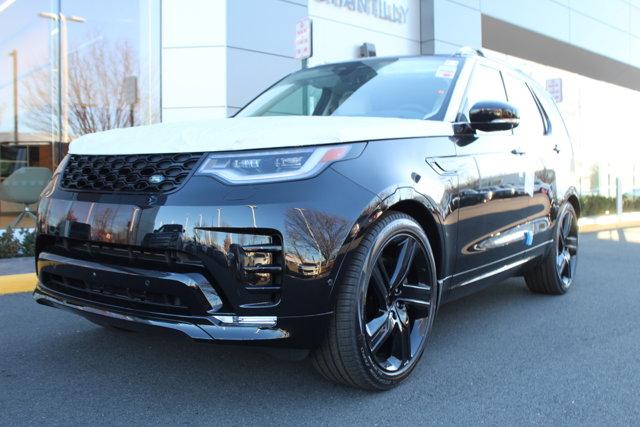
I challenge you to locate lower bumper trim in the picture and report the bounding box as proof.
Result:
[34,287,289,342]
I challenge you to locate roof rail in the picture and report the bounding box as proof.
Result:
[454,47,485,57]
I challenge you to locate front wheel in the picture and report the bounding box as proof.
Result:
[524,203,578,295]
[311,212,438,390]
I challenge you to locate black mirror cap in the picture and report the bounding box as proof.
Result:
[469,101,520,132]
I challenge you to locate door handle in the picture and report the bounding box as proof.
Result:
[553,144,561,153]
[426,158,457,176]
[510,149,526,156]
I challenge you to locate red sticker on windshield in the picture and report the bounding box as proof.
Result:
[436,60,458,79]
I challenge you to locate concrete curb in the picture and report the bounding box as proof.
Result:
[578,212,640,234]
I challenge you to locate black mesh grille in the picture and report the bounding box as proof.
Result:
[60,153,204,193]
[41,271,195,316]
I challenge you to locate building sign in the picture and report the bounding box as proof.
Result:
[546,78,563,103]
[294,17,313,60]
[315,0,409,24]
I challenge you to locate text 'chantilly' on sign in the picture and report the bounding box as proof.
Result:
[316,0,409,24]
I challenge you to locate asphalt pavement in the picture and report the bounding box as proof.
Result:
[1,229,639,425]
[0,257,34,275]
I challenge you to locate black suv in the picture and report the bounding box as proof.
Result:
[35,50,578,390]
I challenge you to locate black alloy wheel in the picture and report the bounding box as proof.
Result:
[312,212,438,390]
[555,208,578,288]
[362,234,434,373]
[525,203,579,295]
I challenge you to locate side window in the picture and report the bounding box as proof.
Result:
[462,64,508,121]
[503,73,545,136]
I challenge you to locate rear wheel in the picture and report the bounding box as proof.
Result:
[524,203,578,295]
[311,212,438,390]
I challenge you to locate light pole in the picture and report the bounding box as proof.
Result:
[38,11,85,165]
[8,49,18,143]
[247,205,257,228]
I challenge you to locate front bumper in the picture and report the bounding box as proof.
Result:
[34,286,331,346]
[35,168,379,348]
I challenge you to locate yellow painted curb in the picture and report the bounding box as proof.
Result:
[0,273,37,295]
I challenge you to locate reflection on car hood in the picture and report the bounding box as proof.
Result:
[69,116,454,155]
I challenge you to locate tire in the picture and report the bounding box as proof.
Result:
[524,203,578,295]
[311,212,439,390]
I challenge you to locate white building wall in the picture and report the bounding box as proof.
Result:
[161,0,228,121]
[226,0,307,115]
[161,0,306,121]
[308,0,420,66]
[424,0,640,68]
[420,0,481,54]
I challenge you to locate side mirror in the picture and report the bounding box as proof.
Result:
[469,101,520,132]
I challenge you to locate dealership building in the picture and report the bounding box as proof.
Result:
[1,0,640,225]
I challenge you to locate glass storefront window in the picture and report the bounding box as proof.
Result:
[485,49,640,201]
[0,0,160,229]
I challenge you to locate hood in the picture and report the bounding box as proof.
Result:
[69,116,454,155]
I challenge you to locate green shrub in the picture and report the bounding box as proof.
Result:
[579,195,640,216]
[0,227,21,258]
[623,197,640,212]
[20,228,37,257]
[0,227,38,258]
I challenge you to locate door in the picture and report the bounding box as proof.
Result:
[502,72,553,252]
[452,64,531,287]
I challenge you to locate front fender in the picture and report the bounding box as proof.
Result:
[327,137,458,301]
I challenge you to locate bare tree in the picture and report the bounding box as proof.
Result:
[284,208,350,262]
[22,37,152,138]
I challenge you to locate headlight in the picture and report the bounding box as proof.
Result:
[197,143,365,184]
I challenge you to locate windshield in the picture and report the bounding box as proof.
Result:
[236,57,463,120]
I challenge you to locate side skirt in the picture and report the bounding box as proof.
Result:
[440,239,553,303]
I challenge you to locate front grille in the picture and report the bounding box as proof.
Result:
[60,153,204,193]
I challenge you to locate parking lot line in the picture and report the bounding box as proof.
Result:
[0,273,37,295]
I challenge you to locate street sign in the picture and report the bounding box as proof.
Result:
[294,17,312,60]
[546,78,563,103]
[122,75,138,106]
